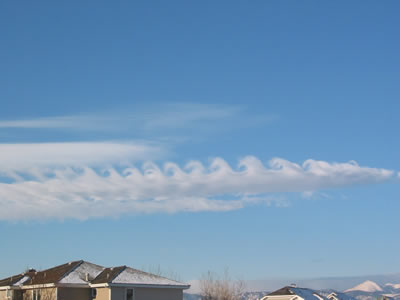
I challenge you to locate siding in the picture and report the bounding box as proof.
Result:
[21,288,57,300]
[94,287,110,300]
[57,287,91,300]
[110,287,125,300]
[134,288,183,300]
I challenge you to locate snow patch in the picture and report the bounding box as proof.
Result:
[112,267,188,287]
[59,262,104,284]
[290,288,328,300]
[13,276,30,286]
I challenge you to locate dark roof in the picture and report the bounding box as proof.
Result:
[269,287,296,296]
[91,266,126,284]
[24,260,83,286]
[0,260,189,288]
[0,274,26,287]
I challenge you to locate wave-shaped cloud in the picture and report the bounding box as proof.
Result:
[0,142,164,170]
[0,156,394,221]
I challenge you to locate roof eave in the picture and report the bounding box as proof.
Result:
[108,283,191,289]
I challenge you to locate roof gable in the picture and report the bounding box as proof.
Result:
[24,260,83,286]
[268,287,327,300]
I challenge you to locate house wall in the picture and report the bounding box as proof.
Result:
[93,287,110,300]
[21,288,57,300]
[0,290,22,300]
[110,287,125,300]
[134,288,183,300]
[109,287,183,300]
[57,287,91,300]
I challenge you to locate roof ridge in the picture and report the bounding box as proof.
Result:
[56,260,84,283]
[122,266,187,285]
[124,266,181,283]
[109,265,126,283]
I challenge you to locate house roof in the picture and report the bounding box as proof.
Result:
[268,287,327,300]
[0,274,28,287]
[0,260,189,289]
[91,266,126,284]
[269,287,296,296]
[24,260,83,286]
[112,266,188,286]
[58,261,104,284]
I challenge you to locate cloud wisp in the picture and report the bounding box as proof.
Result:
[0,103,251,132]
[0,156,395,221]
[0,142,164,170]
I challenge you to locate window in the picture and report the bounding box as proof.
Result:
[6,289,13,299]
[32,290,41,300]
[91,288,97,298]
[126,288,133,300]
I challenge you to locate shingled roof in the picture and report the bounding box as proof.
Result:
[91,266,126,284]
[269,287,296,296]
[267,287,327,300]
[0,260,190,289]
[0,274,28,287]
[24,260,83,286]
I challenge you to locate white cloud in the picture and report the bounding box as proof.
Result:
[0,156,395,221]
[0,142,164,170]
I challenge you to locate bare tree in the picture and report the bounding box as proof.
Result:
[142,264,182,282]
[199,269,245,300]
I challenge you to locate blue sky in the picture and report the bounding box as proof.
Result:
[0,0,399,287]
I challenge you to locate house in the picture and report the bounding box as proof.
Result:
[0,260,190,300]
[326,292,355,300]
[260,286,328,300]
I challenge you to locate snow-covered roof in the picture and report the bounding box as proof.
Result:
[266,286,328,300]
[325,291,356,300]
[0,260,190,290]
[290,287,327,300]
[12,276,31,286]
[111,267,188,287]
[59,261,104,284]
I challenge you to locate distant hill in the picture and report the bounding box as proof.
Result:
[185,279,400,300]
[344,280,400,300]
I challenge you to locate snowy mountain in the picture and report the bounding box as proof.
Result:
[386,284,400,291]
[344,280,400,300]
[345,280,383,293]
